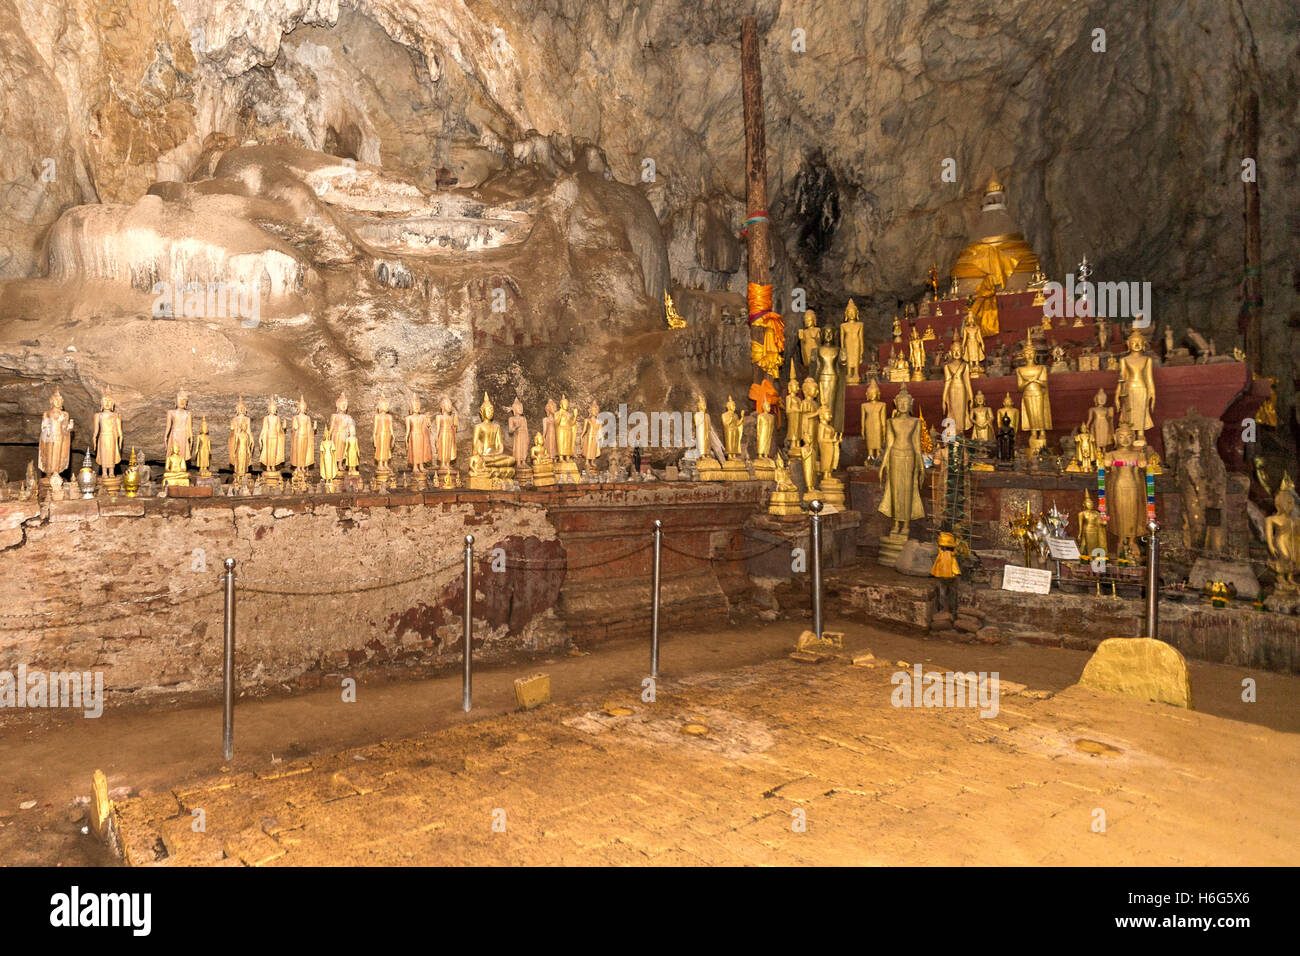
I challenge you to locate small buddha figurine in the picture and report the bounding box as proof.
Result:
[922,323,936,341]
[878,386,924,537]
[319,426,339,481]
[1116,329,1156,445]
[163,441,190,486]
[1076,489,1107,560]
[721,396,745,460]
[578,401,604,471]
[434,397,459,469]
[404,396,433,473]
[1074,423,1098,472]
[798,379,820,451]
[554,396,577,460]
[941,345,973,434]
[229,398,254,479]
[288,398,315,473]
[529,433,555,486]
[1104,423,1149,560]
[754,397,775,462]
[163,390,194,466]
[969,392,994,442]
[328,395,359,476]
[470,393,516,484]
[195,418,212,477]
[813,326,845,431]
[798,310,820,370]
[38,388,75,480]
[92,395,123,479]
[840,299,864,384]
[784,361,804,451]
[908,323,926,380]
[892,314,903,343]
[507,398,530,469]
[959,310,985,373]
[1016,340,1053,456]
[258,399,286,477]
[541,399,558,459]
[373,398,395,476]
[1264,476,1300,592]
[859,379,887,462]
[998,393,1020,433]
[996,412,1016,462]
[815,405,840,479]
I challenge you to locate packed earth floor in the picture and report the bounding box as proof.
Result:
[1,619,1297,866]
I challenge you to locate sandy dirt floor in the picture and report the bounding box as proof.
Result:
[1,616,1297,866]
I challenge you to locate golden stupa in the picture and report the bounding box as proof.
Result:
[950,176,1041,295]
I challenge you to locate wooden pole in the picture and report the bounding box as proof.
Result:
[1242,90,1262,374]
[742,16,771,383]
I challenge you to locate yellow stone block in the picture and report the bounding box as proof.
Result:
[514,673,551,710]
[1076,637,1194,709]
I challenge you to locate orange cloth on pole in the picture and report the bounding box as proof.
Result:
[747,378,782,414]
[747,283,784,380]
[967,243,1020,336]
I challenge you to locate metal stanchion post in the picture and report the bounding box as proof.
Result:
[651,520,662,679]
[222,558,236,761]
[1146,519,1159,639]
[463,534,474,712]
[809,499,823,639]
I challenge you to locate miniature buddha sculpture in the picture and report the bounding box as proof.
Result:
[784,362,805,451]
[1074,423,1098,473]
[1265,476,1300,593]
[373,398,395,477]
[892,315,903,343]
[1117,329,1156,445]
[1015,340,1052,456]
[258,399,286,476]
[578,401,604,472]
[164,391,194,466]
[959,310,985,373]
[229,398,254,479]
[998,393,1020,433]
[908,324,926,380]
[969,392,994,442]
[38,389,75,479]
[798,310,820,371]
[1076,490,1107,560]
[721,396,745,460]
[507,398,530,468]
[529,433,555,486]
[814,326,845,431]
[163,441,189,487]
[996,412,1016,462]
[195,418,212,477]
[319,426,339,482]
[288,398,315,472]
[860,378,887,462]
[840,299,864,384]
[329,395,359,475]
[815,405,840,479]
[404,396,433,473]
[755,397,775,462]
[541,399,558,460]
[798,379,820,451]
[554,396,576,460]
[941,345,973,434]
[1104,423,1149,561]
[691,395,717,465]
[469,393,517,485]
[1085,388,1115,453]
[878,386,925,537]
[92,395,123,478]
[434,397,459,469]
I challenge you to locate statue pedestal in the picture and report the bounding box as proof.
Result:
[98,476,123,498]
[515,464,533,484]
[531,464,556,487]
[721,457,748,482]
[767,487,803,516]
[816,476,847,509]
[262,472,285,493]
[752,458,776,482]
[878,531,908,567]
[696,457,724,482]
[553,459,580,483]
[435,467,462,489]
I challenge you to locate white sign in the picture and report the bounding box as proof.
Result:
[1001,564,1053,594]
[1046,537,1081,560]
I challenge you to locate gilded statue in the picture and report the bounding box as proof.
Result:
[319,426,338,482]
[941,345,973,434]
[329,395,359,475]
[92,396,123,478]
[404,396,433,473]
[578,401,604,470]
[1104,423,1149,560]
[554,396,576,460]
[892,315,903,343]
[998,393,1020,433]
[38,389,74,478]
[258,399,286,473]
[163,441,189,486]
[1076,490,1107,559]
[195,418,212,477]
[815,405,840,479]
[860,378,887,461]
[541,399,558,459]
[798,311,820,371]
[288,398,315,471]
[373,398,395,475]
[164,391,194,464]
[229,398,254,479]
[1074,424,1098,473]
[908,324,926,380]
[1265,476,1300,592]
[1117,329,1156,444]
[798,379,820,450]
[507,398,530,467]
[721,396,744,459]
[959,310,985,372]
[969,392,994,442]
[1085,387,1115,452]
[813,326,845,432]
[878,386,925,536]
[1016,340,1052,455]
[529,433,555,486]
[840,300,864,384]
[785,362,805,450]
[755,397,775,461]
[471,393,516,478]
[691,395,716,463]
[434,397,459,467]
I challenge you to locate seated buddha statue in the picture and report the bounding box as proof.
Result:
[469,393,516,486]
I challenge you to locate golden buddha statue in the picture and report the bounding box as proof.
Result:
[798,310,820,370]
[798,379,820,451]
[767,453,803,516]
[258,399,286,477]
[163,440,189,486]
[692,396,722,479]
[288,398,315,472]
[373,398,395,478]
[404,396,433,474]
[784,361,805,452]
[529,433,556,487]
[721,396,744,460]
[579,401,604,471]
[328,395,359,476]
[541,398,558,459]
[1117,329,1156,445]
[908,323,926,380]
[469,393,516,487]
[813,326,845,431]
[1085,387,1114,452]
[892,314,903,343]
[1076,490,1107,560]
[1265,475,1300,592]
[998,393,1020,433]
[959,310,985,372]
[860,378,887,462]
[319,426,339,482]
[664,290,686,329]
[195,418,212,477]
[1074,423,1098,473]
[878,386,924,538]
[554,396,577,460]
[1104,423,1149,561]
[91,395,123,479]
[1015,340,1052,456]
[969,392,994,442]
[163,391,194,467]
[815,405,840,479]
[941,345,973,434]
[755,397,775,461]
[38,388,74,479]
[507,398,530,469]
[434,397,459,469]
[841,299,865,384]
[229,398,254,480]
